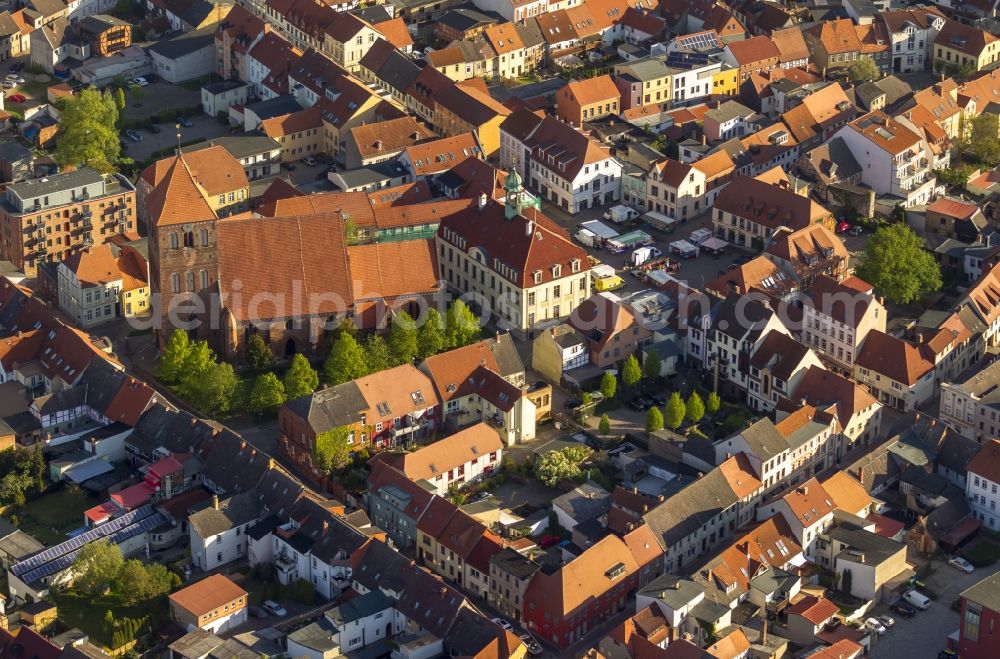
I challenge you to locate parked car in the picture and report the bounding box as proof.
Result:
[148,123,162,134]
[248,605,269,619]
[563,397,582,410]
[281,162,296,171]
[877,614,895,628]
[2,80,16,89]
[836,221,852,234]
[848,224,863,236]
[125,129,142,142]
[7,94,25,103]
[864,618,887,635]
[491,617,513,631]
[177,115,193,127]
[949,556,974,573]
[903,589,931,610]
[8,62,25,73]
[628,396,653,411]
[5,74,24,84]
[130,76,149,87]
[649,392,666,407]
[302,155,318,167]
[468,491,491,503]
[262,600,287,617]
[519,633,543,656]
[891,602,916,617]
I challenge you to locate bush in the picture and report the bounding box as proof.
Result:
[290,578,316,605]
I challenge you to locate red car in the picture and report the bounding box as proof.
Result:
[7,94,25,103]
[836,221,852,234]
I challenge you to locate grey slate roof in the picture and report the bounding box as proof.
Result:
[490,547,539,579]
[189,489,260,538]
[284,381,369,435]
[552,482,611,524]
[147,25,215,59]
[327,590,393,628]
[637,574,705,610]
[0,141,31,162]
[287,619,337,653]
[830,523,905,565]
[643,468,739,548]
[737,418,789,460]
[7,167,102,199]
[962,572,1000,613]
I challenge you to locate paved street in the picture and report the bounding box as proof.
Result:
[869,560,983,658]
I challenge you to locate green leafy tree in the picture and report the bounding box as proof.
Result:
[686,392,705,425]
[599,413,611,435]
[312,426,352,472]
[157,329,190,383]
[645,406,664,433]
[246,333,273,371]
[197,362,238,414]
[364,333,391,373]
[73,541,124,597]
[707,391,721,415]
[967,114,1000,166]
[178,340,216,398]
[114,86,126,120]
[665,392,685,430]
[388,310,418,365]
[0,473,31,506]
[848,58,879,82]
[446,300,480,348]
[841,569,853,595]
[856,223,942,304]
[534,449,584,486]
[283,353,319,400]
[247,372,286,414]
[417,307,446,358]
[54,88,121,173]
[600,371,617,400]
[622,354,642,391]
[643,350,662,381]
[324,333,368,384]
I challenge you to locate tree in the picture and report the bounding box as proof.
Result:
[198,362,238,414]
[643,350,662,381]
[114,559,152,604]
[665,392,685,430]
[600,371,617,400]
[840,569,853,596]
[707,391,721,415]
[324,333,368,384]
[247,372,286,414]
[967,114,1000,166]
[114,87,126,120]
[599,413,611,435]
[0,473,31,506]
[388,310,418,365]
[848,58,879,82]
[417,308,446,358]
[534,449,583,486]
[446,300,480,348]
[686,392,705,425]
[283,354,319,400]
[54,88,121,173]
[645,406,663,433]
[157,329,190,383]
[856,224,942,304]
[364,334,391,373]
[622,354,641,391]
[73,541,124,597]
[246,333,273,371]
[312,426,352,472]
[178,340,216,398]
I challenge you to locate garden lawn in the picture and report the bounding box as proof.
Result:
[54,591,165,648]
[17,487,95,545]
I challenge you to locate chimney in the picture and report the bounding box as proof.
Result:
[323,519,329,532]
[800,486,809,496]
[642,504,648,512]
[761,618,768,644]
[725,452,731,460]
[858,465,865,483]
[701,133,707,146]
[526,220,535,236]
[478,192,488,209]
[633,486,639,494]
[212,494,219,510]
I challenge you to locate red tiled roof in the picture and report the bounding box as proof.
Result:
[968,439,1000,486]
[855,330,934,385]
[169,574,247,617]
[787,595,839,625]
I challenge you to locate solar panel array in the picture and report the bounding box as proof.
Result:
[11,505,161,583]
[666,52,711,70]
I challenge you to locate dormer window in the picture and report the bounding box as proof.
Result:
[571,258,581,273]
[552,264,562,278]
[533,270,542,284]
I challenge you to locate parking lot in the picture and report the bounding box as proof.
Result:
[868,560,983,658]
[123,114,234,161]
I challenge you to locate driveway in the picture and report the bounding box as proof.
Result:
[869,560,984,658]
[123,114,232,161]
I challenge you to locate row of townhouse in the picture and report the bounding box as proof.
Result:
[368,457,663,650]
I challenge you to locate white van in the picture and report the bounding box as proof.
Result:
[903,590,930,610]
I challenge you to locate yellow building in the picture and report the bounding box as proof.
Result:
[261,106,325,163]
[933,20,1000,74]
[711,66,740,98]
[434,82,511,156]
